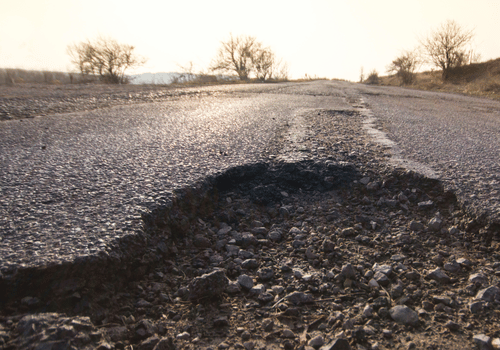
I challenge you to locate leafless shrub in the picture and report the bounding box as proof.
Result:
[420,20,475,81]
[43,71,54,83]
[2,69,15,86]
[365,69,380,84]
[67,37,147,84]
[176,61,197,83]
[273,59,289,82]
[387,50,420,85]
[176,62,222,85]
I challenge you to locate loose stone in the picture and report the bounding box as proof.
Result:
[473,334,492,350]
[320,338,352,350]
[237,274,254,290]
[427,217,443,232]
[469,273,488,285]
[476,286,500,302]
[257,267,274,281]
[426,268,451,284]
[188,269,228,300]
[341,263,356,279]
[389,305,419,326]
[309,335,325,348]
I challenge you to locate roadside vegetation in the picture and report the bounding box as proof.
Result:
[362,20,500,100]
[1,34,291,87]
[209,34,289,82]
[0,68,89,85]
[67,37,147,84]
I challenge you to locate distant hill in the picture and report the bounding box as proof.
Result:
[129,72,182,85]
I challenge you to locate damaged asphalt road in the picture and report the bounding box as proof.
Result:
[0,82,355,272]
[0,80,499,349]
[1,81,498,274]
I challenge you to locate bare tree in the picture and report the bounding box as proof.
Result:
[210,34,257,80]
[67,41,93,76]
[252,44,275,81]
[67,37,146,84]
[387,50,420,85]
[420,20,474,80]
[210,34,288,81]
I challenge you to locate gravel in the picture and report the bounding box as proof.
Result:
[1,82,499,349]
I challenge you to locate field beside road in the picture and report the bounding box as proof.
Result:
[378,57,500,101]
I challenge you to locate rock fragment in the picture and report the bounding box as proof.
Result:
[341,263,356,279]
[469,273,488,285]
[426,268,451,284]
[257,267,274,281]
[193,234,211,248]
[309,335,325,348]
[389,305,419,326]
[470,301,484,314]
[282,329,296,338]
[188,269,228,300]
[409,220,425,232]
[476,286,500,302]
[443,260,461,273]
[320,338,352,350]
[284,291,314,305]
[427,217,443,232]
[473,334,493,350]
[237,274,254,290]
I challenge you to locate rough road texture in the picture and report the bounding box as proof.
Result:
[342,82,500,226]
[0,81,499,350]
[0,83,218,121]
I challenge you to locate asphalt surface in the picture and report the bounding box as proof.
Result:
[343,82,500,225]
[1,81,499,274]
[0,82,352,272]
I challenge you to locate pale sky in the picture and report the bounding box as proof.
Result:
[1,0,499,81]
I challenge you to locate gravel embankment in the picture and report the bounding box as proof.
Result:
[1,82,499,350]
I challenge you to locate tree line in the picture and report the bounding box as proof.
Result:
[67,34,288,84]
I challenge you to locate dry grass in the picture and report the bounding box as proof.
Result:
[0,68,97,85]
[378,57,500,101]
